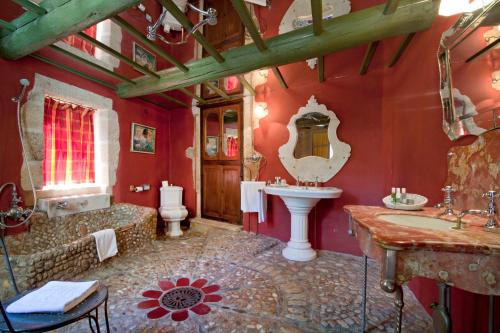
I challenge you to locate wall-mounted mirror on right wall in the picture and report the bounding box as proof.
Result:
[438,1,500,140]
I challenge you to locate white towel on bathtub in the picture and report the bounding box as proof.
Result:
[91,229,118,262]
[6,280,99,313]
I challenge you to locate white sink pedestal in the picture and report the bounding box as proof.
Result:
[281,197,320,261]
[264,186,342,262]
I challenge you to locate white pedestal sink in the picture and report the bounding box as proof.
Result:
[264,185,342,261]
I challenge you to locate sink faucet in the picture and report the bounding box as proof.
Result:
[314,176,320,187]
[296,176,301,187]
[435,186,458,218]
[453,190,499,230]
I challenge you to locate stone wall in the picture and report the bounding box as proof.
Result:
[1,204,156,298]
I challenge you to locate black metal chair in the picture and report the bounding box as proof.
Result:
[0,235,110,333]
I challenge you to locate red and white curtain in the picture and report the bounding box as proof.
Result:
[63,25,97,56]
[43,96,96,186]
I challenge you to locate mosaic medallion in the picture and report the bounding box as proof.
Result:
[138,278,222,321]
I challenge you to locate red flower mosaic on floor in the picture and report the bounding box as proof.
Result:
[138,278,222,321]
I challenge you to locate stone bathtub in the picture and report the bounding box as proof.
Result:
[1,203,157,297]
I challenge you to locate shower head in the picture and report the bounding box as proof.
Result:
[12,78,30,103]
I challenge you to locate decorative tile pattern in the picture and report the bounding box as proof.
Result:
[55,228,432,332]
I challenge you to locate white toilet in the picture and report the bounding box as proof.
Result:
[159,186,188,237]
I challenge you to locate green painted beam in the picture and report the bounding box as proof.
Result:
[359,41,379,75]
[111,15,188,73]
[30,53,115,89]
[49,44,137,84]
[179,88,206,104]
[237,75,256,95]
[383,0,400,14]
[311,0,323,36]
[318,56,325,82]
[388,32,415,67]
[231,0,267,52]
[159,0,224,63]
[0,20,16,32]
[117,0,438,98]
[205,81,230,99]
[11,0,47,15]
[77,32,160,79]
[0,0,143,60]
[156,92,190,108]
[272,67,288,89]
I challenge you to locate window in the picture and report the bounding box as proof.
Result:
[42,96,96,188]
[63,25,97,56]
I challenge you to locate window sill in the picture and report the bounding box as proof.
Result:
[36,185,106,200]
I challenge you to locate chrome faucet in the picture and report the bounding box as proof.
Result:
[453,190,499,231]
[314,176,320,187]
[435,186,458,218]
[296,176,301,187]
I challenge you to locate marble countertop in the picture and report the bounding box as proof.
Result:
[344,205,500,255]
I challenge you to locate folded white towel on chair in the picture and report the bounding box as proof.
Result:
[6,280,99,313]
[91,229,118,262]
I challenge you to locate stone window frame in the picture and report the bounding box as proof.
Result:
[21,74,120,199]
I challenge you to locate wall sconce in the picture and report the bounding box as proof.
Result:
[254,103,268,119]
[492,71,500,90]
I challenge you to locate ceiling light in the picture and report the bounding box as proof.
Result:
[439,0,494,17]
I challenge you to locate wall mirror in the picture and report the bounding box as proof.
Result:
[438,1,500,140]
[279,96,351,182]
[293,112,332,159]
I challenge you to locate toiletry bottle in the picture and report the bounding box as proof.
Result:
[401,188,407,204]
[395,188,401,203]
[391,187,397,203]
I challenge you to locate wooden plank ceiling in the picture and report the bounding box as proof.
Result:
[0,0,439,108]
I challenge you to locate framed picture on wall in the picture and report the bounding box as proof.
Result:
[133,42,157,71]
[205,136,219,157]
[131,123,156,154]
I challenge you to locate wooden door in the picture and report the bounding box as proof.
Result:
[202,164,222,218]
[221,165,241,222]
[201,102,242,224]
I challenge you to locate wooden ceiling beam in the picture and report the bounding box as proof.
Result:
[111,15,188,73]
[0,0,144,59]
[49,44,137,84]
[139,97,171,109]
[117,0,438,98]
[388,32,415,67]
[231,0,287,89]
[77,32,160,79]
[205,81,229,99]
[383,0,400,15]
[311,0,323,36]
[179,88,207,104]
[359,41,380,75]
[159,0,224,63]
[318,55,325,82]
[11,0,47,16]
[30,53,116,89]
[156,92,190,108]
[0,20,16,32]
[237,75,256,95]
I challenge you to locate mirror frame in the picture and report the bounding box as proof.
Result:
[437,1,498,140]
[278,96,351,182]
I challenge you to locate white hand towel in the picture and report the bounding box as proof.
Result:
[6,280,99,313]
[241,181,266,212]
[91,229,118,262]
[258,189,267,223]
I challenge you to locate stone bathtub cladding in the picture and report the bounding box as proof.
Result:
[1,203,157,297]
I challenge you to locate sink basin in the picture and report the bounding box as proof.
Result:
[264,185,343,261]
[265,185,342,199]
[377,214,458,231]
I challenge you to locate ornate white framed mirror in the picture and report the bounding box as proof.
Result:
[279,96,351,182]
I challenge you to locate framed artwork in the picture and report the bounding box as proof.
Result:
[131,123,156,154]
[205,136,219,157]
[133,42,157,71]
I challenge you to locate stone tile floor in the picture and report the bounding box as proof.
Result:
[58,227,432,333]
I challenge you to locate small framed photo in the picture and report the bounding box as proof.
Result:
[133,42,156,71]
[131,123,156,154]
[205,136,219,157]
